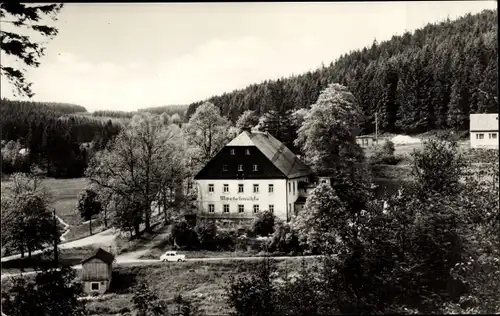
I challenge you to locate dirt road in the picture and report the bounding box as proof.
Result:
[1,254,321,280]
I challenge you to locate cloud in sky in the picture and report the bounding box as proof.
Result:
[0,1,496,112]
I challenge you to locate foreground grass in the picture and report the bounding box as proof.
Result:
[86,258,319,316]
[2,258,318,315]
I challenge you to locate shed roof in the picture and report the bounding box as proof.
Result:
[81,248,115,265]
[470,113,498,132]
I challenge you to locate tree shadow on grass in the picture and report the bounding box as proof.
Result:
[108,269,138,294]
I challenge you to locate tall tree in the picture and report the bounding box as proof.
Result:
[0,3,64,97]
[236,110,259,132]
[295,83,371,210]
[1,173,60,259]
[86,113,183,235]
[183,102,234,169]
[76,187,102,235]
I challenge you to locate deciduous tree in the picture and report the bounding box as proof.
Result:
[236,110,259,132]
[0,3,64,97]
[76,187,102,235]
[183,102,233,169]
[1,265,87,316]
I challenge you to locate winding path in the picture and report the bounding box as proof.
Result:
[1,228,118,263]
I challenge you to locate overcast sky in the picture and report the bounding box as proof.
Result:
[0,1,496,112]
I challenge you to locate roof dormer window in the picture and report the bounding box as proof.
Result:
[230,149,235,155]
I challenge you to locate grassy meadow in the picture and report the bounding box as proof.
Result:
[85,258,319,316]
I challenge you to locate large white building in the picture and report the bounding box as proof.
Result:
[469,113,498,149]
[194,131,312,221]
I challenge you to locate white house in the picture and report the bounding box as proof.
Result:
[194,131,312,221]
[469,113,499,149]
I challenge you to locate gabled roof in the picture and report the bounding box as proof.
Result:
[81,248,115,265]
[470,113,498,131]
[223,131,311,179]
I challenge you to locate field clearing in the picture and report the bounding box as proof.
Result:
[85,258,319,316]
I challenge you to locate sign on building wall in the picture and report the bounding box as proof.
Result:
[220,196,260,202]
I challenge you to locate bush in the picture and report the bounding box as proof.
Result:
[171,220,199,250]
[252,210,275,237]
[215,230,235,251]
[371,140,400,165]
[267,220,302,254]
[235,235,250,251]
[195,220,218,250]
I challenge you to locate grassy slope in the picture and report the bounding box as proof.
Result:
[86,258,319,316]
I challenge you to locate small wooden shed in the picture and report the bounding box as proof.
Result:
[81,248,115,294]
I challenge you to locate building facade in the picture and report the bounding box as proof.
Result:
[194,131,312,221]
[356,135,377,148]
[470,113,499,149]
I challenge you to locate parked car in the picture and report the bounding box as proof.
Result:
[160,251,186,262]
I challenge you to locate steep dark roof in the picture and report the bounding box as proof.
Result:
[81,248,115,265]
[206,130,311,179]
[249,131,311,178]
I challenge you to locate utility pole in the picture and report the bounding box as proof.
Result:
[53,208,59,266]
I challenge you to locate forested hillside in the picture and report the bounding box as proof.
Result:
[1,99,122,177]
[186,9,498,134]
[138,104,188,118]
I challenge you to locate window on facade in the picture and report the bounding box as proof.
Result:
[223,184,229,193]
[490,133,497,139]
[268,184,274,193]
[288,182,291,192]
[223,204,230,213]
[253,184,259,193]
[238,184,244,193]
[238,164,243,171]
[253,164,258,171]
[289,203,292,212]
[293,182,296,195]
[478,133,485,139]
[209,204,214,213]
[245,149,250,155]
[231,149,235,155]
[238,204,244,213]
[253,205,259,213]
[91,282,99,291]
[269,205,274,213]
[223,164,228,171]
[208,184,214,193]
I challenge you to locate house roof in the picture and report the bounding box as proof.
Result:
[470,113,498,132]
[81,248,115,265]
[225,131,312,179]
